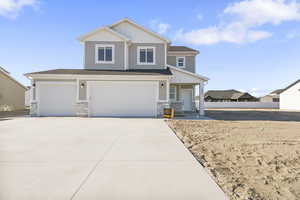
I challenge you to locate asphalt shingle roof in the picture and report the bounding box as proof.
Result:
[25,68,173,76]
[168,46,199,52]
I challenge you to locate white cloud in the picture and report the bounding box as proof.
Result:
[176,0,300,45]
[150,20,171,34]
[0,0,38,19]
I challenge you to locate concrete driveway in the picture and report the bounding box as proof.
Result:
[0,117,227,200]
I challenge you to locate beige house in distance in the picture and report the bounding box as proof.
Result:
[0,67,27,111]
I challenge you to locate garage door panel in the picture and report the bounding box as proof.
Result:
[89,81,157,117]
[38,82,77,116]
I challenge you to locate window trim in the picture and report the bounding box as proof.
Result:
[169,85,177,101]
[137,46,156,65]
[176,56,185,68]
[95,44,115,64]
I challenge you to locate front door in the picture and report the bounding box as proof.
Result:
[181,89,193,111]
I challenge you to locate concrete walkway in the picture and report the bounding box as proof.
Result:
[0,118,227,200]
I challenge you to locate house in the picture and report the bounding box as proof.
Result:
[0,67,27,111]
[279,79,300,110]
[25,18,208,117]
[260,89,283,102]
[205,89,258,102]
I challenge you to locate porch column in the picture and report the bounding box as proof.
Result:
[199,81,205,116]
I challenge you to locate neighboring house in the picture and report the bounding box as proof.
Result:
[25,18,208,117]
[205,89,258,102]
[25,86,31,107]
[260,89,283,102]
[0,67,27,111]
[280,79,300,110]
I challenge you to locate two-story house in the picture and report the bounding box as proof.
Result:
[25,18,208,117]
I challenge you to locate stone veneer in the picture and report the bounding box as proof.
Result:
[75,102,89,117]
[157,101,184,116]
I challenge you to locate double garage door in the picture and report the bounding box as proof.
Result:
[37,81,158,117]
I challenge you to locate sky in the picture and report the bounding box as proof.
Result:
[0,0,299,97]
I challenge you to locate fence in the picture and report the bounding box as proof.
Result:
[195,101,279,109]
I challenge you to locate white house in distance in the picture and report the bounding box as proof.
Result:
[280,79,300,110]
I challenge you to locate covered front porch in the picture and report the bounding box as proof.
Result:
[158,65,208,117]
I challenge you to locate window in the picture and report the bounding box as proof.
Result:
[137,47,155,65]
[169,86,176,101]
[176,57,185,68]
[95,44,114,64]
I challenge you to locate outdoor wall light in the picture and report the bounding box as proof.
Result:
[160,82,165,88]
[80,82,85,88]
[32,83,36,88]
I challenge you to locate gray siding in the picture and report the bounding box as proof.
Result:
[167,55,195,73]
[129,43,165,69]
[79,80,87,100]
[85,41,124,70]
[159,80,167,100]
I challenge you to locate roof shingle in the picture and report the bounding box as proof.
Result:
[25,68,173,76]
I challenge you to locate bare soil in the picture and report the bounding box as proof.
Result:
[167,110,300,200]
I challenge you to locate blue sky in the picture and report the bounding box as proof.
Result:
[0,0,300,96]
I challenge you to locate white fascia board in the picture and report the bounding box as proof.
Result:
[26,74,171,81]
[110,18,171,44]
[77,26,131,43]
[167,64,209,81]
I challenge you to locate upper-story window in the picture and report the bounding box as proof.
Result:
[95,44,114,64]
[137,46,155,65]
[176,56,185,68]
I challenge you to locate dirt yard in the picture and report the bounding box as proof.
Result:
[167,109,300,200]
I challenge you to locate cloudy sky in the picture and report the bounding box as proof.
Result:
[0,0,300,96]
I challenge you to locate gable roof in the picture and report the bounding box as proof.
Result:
[205,90,257,100]
[279,79,300,94]
[110,18,170,43]
[270,89,284,95]
[25,68,172,77]
[167,64,209,81]
[78,26,131,43]
[0,67,27,90]
[168,46,199,53]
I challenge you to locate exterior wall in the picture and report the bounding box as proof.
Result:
[158,80,167,101]
[260,95,279,102]
[280,82,300,110]
[111,21,165,43]
[167,55,195,73]
[128,43,165,69]
[79,80,87,100]
[84,41,125,70]
[0,72,26,111]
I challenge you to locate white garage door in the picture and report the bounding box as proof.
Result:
[89,81,158,117]
[37,82,77,116]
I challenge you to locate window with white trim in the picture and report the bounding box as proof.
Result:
[169,86,176,101]
[176,56,185,68]
[96,44,114,64]
[137,47,155,65]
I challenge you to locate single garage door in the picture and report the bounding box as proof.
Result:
[37,82,77,116]
[89,81,158,117]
